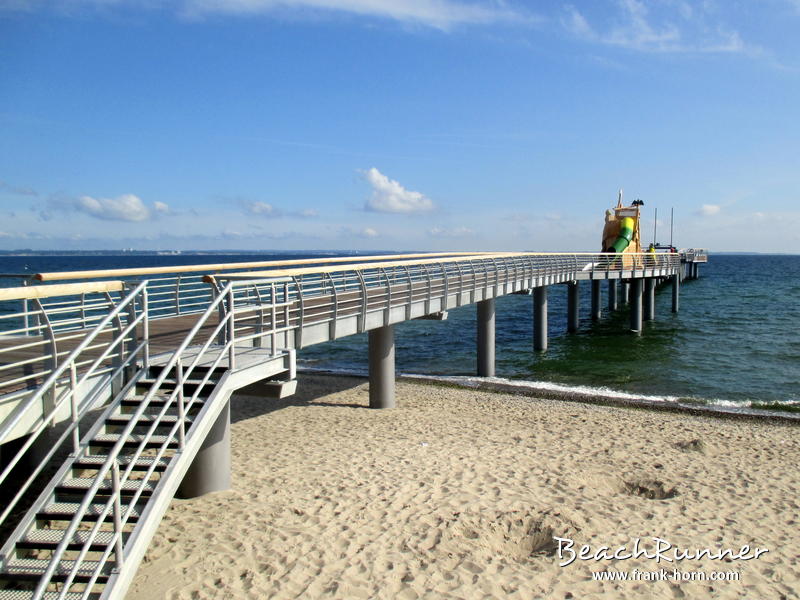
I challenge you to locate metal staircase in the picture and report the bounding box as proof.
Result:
[0,280,296,600]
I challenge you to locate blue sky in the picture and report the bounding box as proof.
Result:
[1,0,798,252]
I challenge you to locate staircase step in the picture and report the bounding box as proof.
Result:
[89,433,176,449]
[37,502,142,523]
[138,377,218,388]
[120,396,205,410]
[17,528,119,551]
[1,558,111,583]
[72,455,170,472]
[55,477,157,497]
[0,590,95,600]
[105,414,191,427]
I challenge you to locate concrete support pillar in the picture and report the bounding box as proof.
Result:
[567,282,579,333]
[533,286,548,352]
[629,279,643,333]
[671,273,680,313]
[177,401,231,498]
[477,299,495,377]
[590,280,601,321]
[620,281,630,305]
[368,325,395,409]
[608,280,618,312]
[644,278,656,321]
[693,263,700,279]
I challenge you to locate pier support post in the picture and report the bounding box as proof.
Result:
[477,299,495,377]
[177,401,231,498]
[533,286,548,352]
[671,273,680,313]
[629,279,643,333]
[369,325,395,409]
[567,282,579,333]
[620,281,630,305]
[644,278,656,321]
[591,280,601,321]
[608,280,618,312]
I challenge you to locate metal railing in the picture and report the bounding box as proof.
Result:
[0,281,149,529]
[16,278,294,599]
[0,281,130,407]
[217,252,681,347]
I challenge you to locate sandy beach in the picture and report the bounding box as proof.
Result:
[128,374,800,599]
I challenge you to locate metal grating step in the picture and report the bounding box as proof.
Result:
[56,477,157,496]
[105,414,192,426]
[0,591,95,600]
[1,558,111,583]
[120,396,205,410]
[37,502,142,523]
[18,528,118,551]
[72,455,170,472]
[89,433,176,449]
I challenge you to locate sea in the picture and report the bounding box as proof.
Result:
[1,253,798,414]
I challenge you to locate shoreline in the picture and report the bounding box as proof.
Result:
[301,367,800,425]
[129,373,799,599]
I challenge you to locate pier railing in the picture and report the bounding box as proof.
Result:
[215,252,681,348]
[0,281,149,530]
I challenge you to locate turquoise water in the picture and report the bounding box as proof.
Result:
[2,253,797,410]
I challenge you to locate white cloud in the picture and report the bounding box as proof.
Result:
[697,204,721,216]
[76,194,150,222]
[362,227,379,238]
[428,226,473,237]
[246,201,275,216]
[299,208,319,218]
[563,1,752,54]
[182,0,529,29]
[363,167,434,214]
[153,201,170,214]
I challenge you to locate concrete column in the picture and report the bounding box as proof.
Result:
[629,278,643,333]
[590,280,601,321]
[477,299,495,377]
[671,273,680,313]
[620,281,630,305]
[608,280,618,312]
[567,282,579,333]
[177,401,231,498]
[533,286,548,352]
[693,263,700,279]
[368,325,395,409]
[644,278,656,321]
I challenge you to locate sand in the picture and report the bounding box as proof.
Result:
[128,375,800,599]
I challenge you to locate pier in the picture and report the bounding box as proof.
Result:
[0,249,706,599]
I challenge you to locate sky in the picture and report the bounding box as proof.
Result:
[1,0,799,253]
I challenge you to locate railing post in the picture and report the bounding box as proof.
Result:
[33,299,57,423]
[176,357,186,450]
[226,287,236,370]
[69,362,80,454]
[175,275,182,315]
[111,461,125,569]
[143,287,150,370]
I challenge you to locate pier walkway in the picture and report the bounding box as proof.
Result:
[0,250,706,599]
